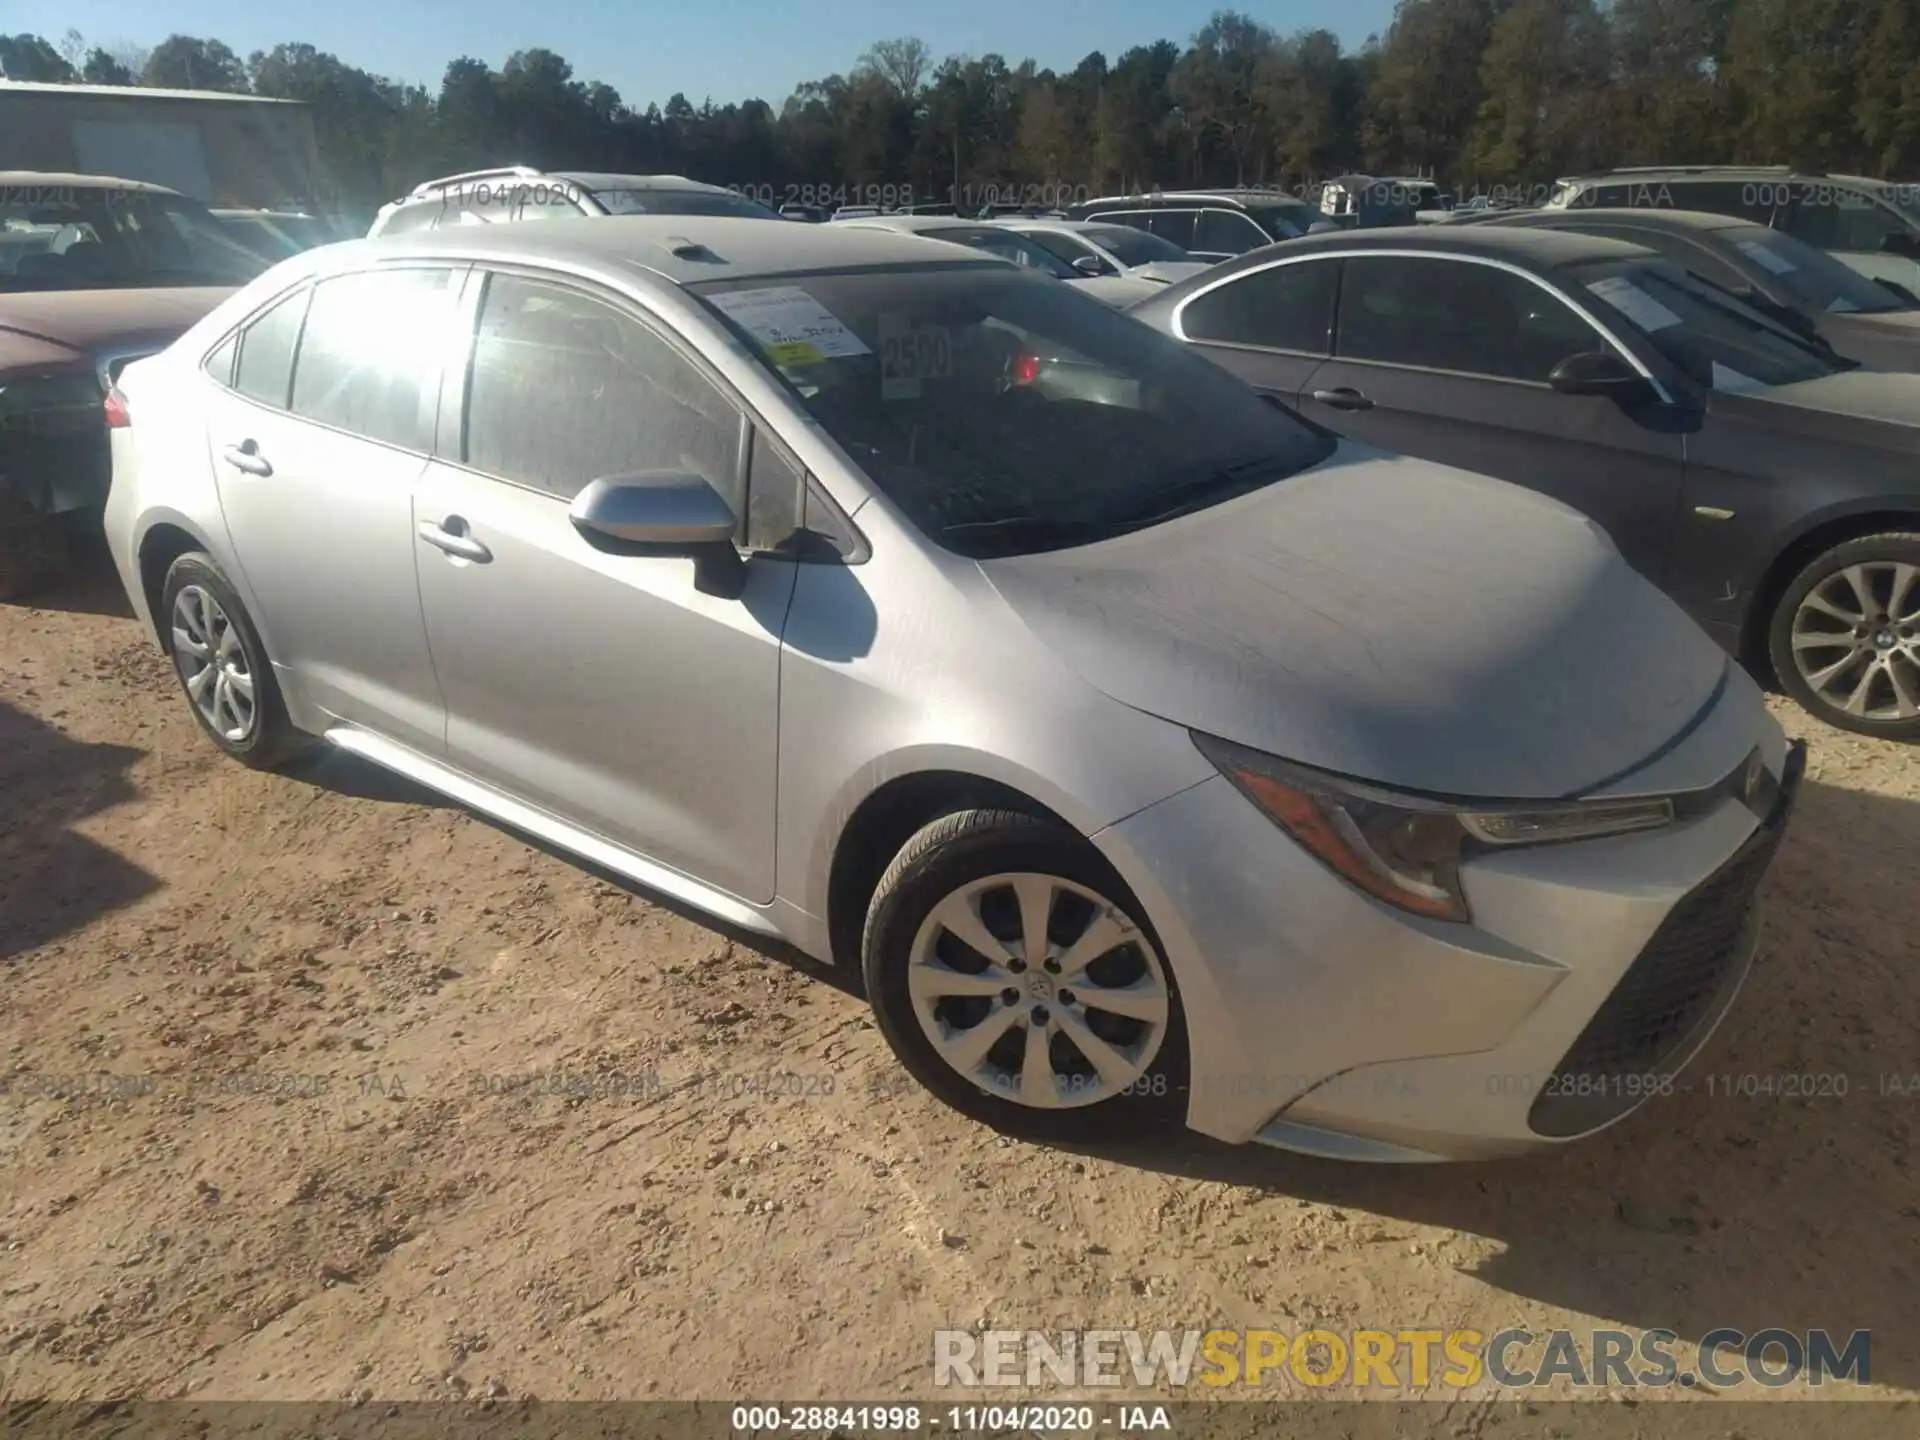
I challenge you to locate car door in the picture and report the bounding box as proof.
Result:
[1297,253,1688,585]
[1173,256,1340,407]
[203,264,462,753]
[411,268,798,904]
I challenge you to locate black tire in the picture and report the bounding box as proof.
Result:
[1768,532,1920,742]
[861,808,1189,1143]
[160,551,316,770]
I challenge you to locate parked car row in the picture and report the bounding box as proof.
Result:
[95,209,1818,1167]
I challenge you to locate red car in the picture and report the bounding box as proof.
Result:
[1,171,269,598]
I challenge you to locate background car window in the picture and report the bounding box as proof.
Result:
[234,286,310,408]
[464,274,747,509]
[1145,211,1199,248]
[1182,259,1337,353]
[1336,256,1601,381]
[926,227,1078,278]
[1786,194,1906,253]
[1194,210,1268,255]
[1720,226,1906,314]
[512,184,587,222]
[1081,224,1191,266]
[1017,230,1106,270]
[290,268,456,448]
[378,202,441,235]
[1662,182,1774,223]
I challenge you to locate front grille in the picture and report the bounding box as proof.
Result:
[1528,745,1803,1138]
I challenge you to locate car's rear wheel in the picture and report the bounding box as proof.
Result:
[1769,533,1920,741]
[161,552,315,770]
[862,808,1188,1142]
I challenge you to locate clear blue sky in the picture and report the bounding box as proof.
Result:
[11,0,1401,109]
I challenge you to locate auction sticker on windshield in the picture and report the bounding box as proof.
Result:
[1734,238,1798,276]
[1586,276,1682,333]
[709,286,871,367]
[878,312,953,399]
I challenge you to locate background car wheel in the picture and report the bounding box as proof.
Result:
[862,808,1188,1143]
[1769,533,1920,741]
[161,552,315,770]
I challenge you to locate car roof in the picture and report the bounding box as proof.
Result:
[1495,207,1757,237]
[548,172,730,193]
[1555,166,1826,185]
[830,214,988,235]
[0,170,182,195]
[1179,224,1656,280]
[351,214,1007,286]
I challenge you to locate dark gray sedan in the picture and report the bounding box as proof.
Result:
[1129,226,1920,739]
[1480,207,1920,371]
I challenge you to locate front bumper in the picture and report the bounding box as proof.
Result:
[1095,735,1803,1161]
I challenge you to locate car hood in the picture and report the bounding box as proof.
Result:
[0,287,233,379]
[1713,369,1920,450]
[979,444,1732,800]
[1128,260,1212,286]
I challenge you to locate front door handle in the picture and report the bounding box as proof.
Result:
[417,518,492,563]
[1310,387,1374,412]
[221,440,272,476]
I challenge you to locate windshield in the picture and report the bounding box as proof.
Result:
[1570,257,1844,391]
[589,187,780,219]
[924,227,1080,279]
[1720,225,1909,314]
[0,191,271,291]
[1080,224,1191,266]
[691,268,1336,558]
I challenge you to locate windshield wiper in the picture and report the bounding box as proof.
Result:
[1106,456,1293,528]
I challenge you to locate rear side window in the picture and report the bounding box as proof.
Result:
[1182,259,1338,353]
[1146,210,1199,249]
[289,268,457,448]
[233,287,310,408]
[462,274,747,509]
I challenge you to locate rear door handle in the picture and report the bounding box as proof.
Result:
[417,519,492,563]
[1310,387,1374,412]
[221,441,272,476]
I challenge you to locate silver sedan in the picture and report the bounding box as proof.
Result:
[102,215,1801,1160]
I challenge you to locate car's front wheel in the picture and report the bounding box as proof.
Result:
[161,551,315,769]
[1769,532,1920,740]
[862,808,1188,1142]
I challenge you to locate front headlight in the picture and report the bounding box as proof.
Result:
[1192,732,1676,924]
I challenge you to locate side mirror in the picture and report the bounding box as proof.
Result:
[1548,351,1654,401]
[1072,254,1108,276]
[568,471,746,597]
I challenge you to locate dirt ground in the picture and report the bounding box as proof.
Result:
[2,548,1916,1412]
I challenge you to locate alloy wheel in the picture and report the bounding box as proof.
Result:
[171,584,257,742]
[1790,561,1920,722]
[906,872,1171,1109]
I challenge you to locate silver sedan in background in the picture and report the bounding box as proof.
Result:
[102,216,1800,1161]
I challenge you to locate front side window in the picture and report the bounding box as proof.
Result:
[1570,257,1842,391]
[289,267,458,448]
[463,274,746,509]
[1182,259,1338,353]
[233,287,311,408]
[691,267,1336,559]
[1335,256,1603,382]
[1194,210,1269,256]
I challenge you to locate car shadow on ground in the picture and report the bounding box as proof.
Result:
[0,699,158,959]
[1087,772,1920,1390]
